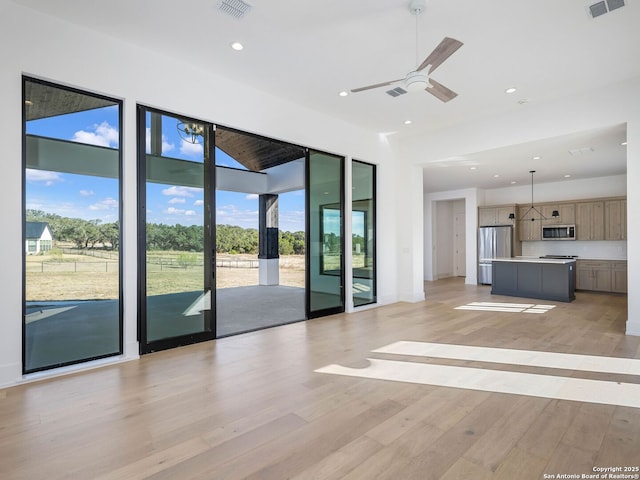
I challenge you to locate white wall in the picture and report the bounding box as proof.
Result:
[626,117,640,335]
[484,175,626,205]
[0,2,398,386]
[413,76,640,335]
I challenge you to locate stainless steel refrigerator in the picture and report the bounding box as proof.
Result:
[478,225,513,285]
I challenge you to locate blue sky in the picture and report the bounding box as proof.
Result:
[26,107,306,232]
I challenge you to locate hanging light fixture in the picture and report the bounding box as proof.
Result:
[518,170,547,221]
[176,121,204,144]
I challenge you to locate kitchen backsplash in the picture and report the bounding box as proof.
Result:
[521,241,627,260]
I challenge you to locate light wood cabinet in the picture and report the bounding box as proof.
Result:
[575,201,604,240]
[576,260,627,293]
[517,205,541,241]
[540,203,575,225]
[478,205,515,226]
[605,199,626,240]
[612,261,627,293]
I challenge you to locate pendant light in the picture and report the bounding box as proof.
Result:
[518,170,548,221]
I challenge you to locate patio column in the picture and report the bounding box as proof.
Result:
[259,194,279,285]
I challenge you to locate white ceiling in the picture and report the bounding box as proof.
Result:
[12,0,638,192]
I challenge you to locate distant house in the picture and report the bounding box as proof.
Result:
[25,222,53,255]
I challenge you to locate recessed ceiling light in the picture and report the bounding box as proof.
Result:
[230,42,244,51]
[404,120,412,125]
[510,181,517,184]
[564,174,572,178]
[469,166,477,170]
[339,91,348,97]
[621,141,627,146]
[493,174,500,178]
[532,156,541,160]
[505,87,517,94]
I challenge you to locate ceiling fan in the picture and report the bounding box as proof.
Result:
[350,0,463,102]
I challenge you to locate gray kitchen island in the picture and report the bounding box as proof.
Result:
[491,257,576,302]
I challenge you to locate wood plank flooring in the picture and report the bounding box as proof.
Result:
[1,278,639,479]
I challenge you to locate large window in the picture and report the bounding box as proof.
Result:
[23,77,122,373]
[352,160,376,307]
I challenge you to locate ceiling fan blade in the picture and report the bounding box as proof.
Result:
[350,79,404,93]
[426,78,458,102]
[417,37,463,73]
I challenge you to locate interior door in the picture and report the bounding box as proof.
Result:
[138,107,216,353]
[307,150,345,318]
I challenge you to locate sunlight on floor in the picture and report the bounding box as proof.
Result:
[454,301,556,314]
[316,341,640,408]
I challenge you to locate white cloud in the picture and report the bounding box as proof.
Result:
[162,186,202,198]
[26,169,63,186]
[145,127,175,154]
[245,194,259,200]
[168,197,186,204]
[164,207,197,217]
[194,199,204,206]
[80,190,95,197]
[89,197,118,211]
[165,207,185,215]
[179,139,204,157]
[215,204,259,229]
[72,121,119,147]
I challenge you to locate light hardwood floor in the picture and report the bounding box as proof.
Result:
[2,278,639,479]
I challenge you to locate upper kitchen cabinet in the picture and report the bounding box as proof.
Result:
[541,203,575,225]
[576,201,604,240]
[605,198,626,240]
[517,204,541,241]
[478,205,516,226]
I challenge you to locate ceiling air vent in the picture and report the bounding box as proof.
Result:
[587,0,625,18]
[386,87,408,97]
[217,0,252,19]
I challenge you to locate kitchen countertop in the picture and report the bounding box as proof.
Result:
[493,257,577,265]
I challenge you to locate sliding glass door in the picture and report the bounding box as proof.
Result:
[137,107,215,353]
[307,150,345,318]
[352,160,376,307]
[23,77,122,373]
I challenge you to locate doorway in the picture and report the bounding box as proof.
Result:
[138,112,344,353]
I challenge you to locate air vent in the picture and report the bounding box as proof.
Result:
[587,0,625,18]
[386,87,407,97]
[217,0,252,19]
[568,146,594,155]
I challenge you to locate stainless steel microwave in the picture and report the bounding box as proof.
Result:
[542,224,576,240]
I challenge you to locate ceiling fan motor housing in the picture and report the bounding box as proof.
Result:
[405,71,428,92]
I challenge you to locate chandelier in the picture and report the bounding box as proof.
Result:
[176,121,204,144]
[515,170,559,221]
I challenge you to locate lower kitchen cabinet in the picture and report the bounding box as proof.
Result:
[576,260,627,293]
[612,261,628,293]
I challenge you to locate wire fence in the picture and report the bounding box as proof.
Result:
[62,248,119,260]
[25,262,119,273]
[29,248,261,273]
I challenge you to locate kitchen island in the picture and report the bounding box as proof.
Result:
[491,257,576,302]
